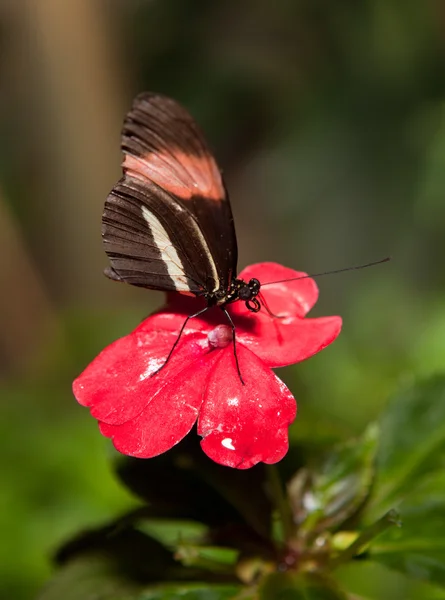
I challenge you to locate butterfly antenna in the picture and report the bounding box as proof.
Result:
[261,256,391,286]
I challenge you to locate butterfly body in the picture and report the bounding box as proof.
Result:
[102,92,262,314]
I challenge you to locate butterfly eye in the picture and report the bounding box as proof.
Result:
[249,278,261,293]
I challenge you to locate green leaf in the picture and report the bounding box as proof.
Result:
[259,572,348,600]
[38,556,241,600]
[368,375,445,517]
[175,545,239,572]
[336,559,445,600]
[57,507,266,580]
[329,510,400,568]
[138,585,242,600]
[136,519,209,549]
[363,376,445,587]
[136,519,239,572]
[369,470,445,588]
[288,423,378,533]
[55,520,176,581]
[192,548,238,567]
[37,556,142,600]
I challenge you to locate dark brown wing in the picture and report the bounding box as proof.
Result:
[103,176,221,294]
[115,93,238,290]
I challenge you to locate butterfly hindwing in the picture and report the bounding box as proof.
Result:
[102,93,238,294]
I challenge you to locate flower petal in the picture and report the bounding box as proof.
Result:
[73,329,210,425]
[234,314,342,368]
[198,344,296,469]
[236,262,319,317]
[99,350,220,458]
[137,302,219,336]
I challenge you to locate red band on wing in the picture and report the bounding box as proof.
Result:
[124,151,224,201]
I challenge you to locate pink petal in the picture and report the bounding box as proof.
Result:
[236,262,319,317]
[73,330,210,425]
[99,351,220,458]
[234,314,342,368]
[198,344,296,469]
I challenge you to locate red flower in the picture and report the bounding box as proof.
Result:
[73,263,342,469]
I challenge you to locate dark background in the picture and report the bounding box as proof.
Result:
[1,1,444,598]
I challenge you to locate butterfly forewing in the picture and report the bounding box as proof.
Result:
[103,177,215,293]
[102,93,238,297]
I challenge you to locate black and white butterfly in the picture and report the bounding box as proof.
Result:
[102,93,261,314]
[102,93,267,381]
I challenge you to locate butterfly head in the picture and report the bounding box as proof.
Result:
[213,277,261,312]
[233,278,261,313]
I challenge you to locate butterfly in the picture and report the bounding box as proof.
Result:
[102,93,388,380]
[102,93,268,380]
[103,93,261,310]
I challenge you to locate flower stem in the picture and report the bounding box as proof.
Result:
[266,465,294,542]
[328,509,401,569]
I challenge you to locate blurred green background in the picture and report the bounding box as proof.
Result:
[1,1,445,598]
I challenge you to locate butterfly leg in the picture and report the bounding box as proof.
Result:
[222,308,245,386]
[151,305,211,377]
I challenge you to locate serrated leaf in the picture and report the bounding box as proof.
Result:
[259,572,348,600]
[288,423,378,533]
[368,375,445,517]
[369,471,445,588]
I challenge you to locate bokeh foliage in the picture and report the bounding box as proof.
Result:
[1,1,445,598]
